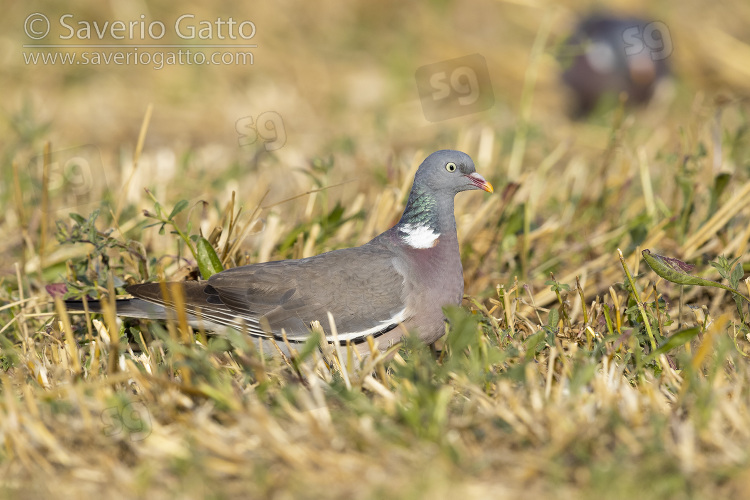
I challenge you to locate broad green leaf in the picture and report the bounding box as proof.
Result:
[168,199,189,220]
[69,213,86,225]
[524,330,545,359]
[443,305,480,355]
[547,308,559,328]
[646,327,701,361]
[731,260,744,289]
[196,236,224,279]
[642,249,750,304]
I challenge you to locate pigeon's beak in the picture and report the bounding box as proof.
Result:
[466,173,494,193]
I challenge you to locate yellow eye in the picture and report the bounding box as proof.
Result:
[445,162,457,172]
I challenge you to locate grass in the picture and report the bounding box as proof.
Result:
[3,1,750,498]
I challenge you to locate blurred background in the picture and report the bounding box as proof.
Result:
[2,0,750,299]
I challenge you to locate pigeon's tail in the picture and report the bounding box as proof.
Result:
[64,298,170,320]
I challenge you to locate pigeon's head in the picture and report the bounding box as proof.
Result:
[415,150,493,196]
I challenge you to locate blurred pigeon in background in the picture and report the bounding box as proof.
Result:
[559,13,671,116]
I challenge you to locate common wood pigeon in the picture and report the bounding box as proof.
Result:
[65,150,493,354]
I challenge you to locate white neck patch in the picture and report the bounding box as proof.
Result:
[400,223,440,249]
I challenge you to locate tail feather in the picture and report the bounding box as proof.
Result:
[64,298,171,320]
[63,281,248,334]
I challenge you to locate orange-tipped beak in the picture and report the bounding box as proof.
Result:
[467,172,494,193]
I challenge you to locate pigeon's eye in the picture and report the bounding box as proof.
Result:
[445,162,457,172]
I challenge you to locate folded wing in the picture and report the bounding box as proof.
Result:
[127,242,409,344]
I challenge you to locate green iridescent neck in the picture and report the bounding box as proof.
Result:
[398,184,441,231]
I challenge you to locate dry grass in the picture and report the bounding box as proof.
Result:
[3,0,750,498]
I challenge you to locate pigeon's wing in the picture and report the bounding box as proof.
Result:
[127,243,410,344]
[207,243,409,343]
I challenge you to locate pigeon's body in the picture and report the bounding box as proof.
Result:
[66,150,492,353]
[382,181,466,343]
